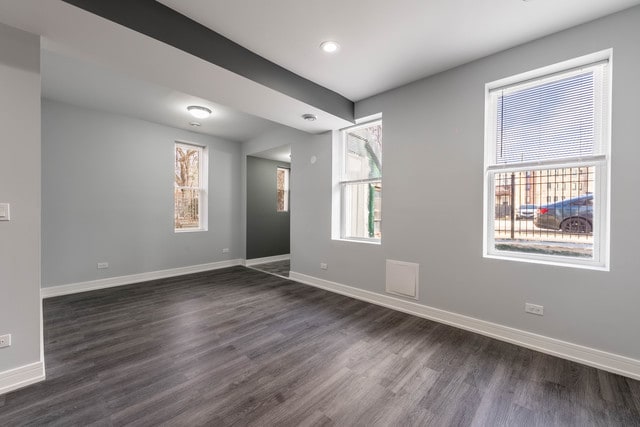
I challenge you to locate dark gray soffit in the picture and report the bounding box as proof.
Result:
[61,0,354,122]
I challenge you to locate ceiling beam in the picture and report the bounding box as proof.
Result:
[61,0,354,123]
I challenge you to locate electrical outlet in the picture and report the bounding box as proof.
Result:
[97,262,109,269]
[0,334,11,349]
[0,203,9,221]
[525,303,544,316]
[320,263,328,270]
[222,248,230,254]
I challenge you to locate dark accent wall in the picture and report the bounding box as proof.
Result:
[246,156,290,259]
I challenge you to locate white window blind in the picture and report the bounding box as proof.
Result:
[490,62,607,165]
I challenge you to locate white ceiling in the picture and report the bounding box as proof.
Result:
[41,50,281,143]
[158,0,640,101]
[250,145,292,164]
[1,0,639,143]
[0,0,353,141]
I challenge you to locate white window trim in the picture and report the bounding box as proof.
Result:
[276,167,290,213]
[332,116,382,244]
[174,141,208,233]
[482,49,612,270]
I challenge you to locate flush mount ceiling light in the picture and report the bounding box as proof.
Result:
[320,41,340,53]
[187,105,212,119]
[302,113,317,121]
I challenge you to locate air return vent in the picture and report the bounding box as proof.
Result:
[385,260,419,299]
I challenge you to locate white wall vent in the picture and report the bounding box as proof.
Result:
[385,259,419,299]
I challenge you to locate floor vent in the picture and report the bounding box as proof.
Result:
[385,259,419,299]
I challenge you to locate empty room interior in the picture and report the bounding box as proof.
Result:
[1,0,640,425]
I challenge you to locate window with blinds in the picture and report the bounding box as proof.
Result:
[483,51,610,270]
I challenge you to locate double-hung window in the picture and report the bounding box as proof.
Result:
[277,167,290,212]
[174,142,207,231]
[335,120,382,242]
[484,51,611,269]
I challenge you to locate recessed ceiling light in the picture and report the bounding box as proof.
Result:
[187,105,212,119]
[189,121,201,127]
[302,113,317,121]
[320,41,340,53]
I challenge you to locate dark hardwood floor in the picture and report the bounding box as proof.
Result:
[1,266,639,426]
[249,260,290,278]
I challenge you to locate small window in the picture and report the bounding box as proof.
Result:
[334,119,382,242]
[277,167,290,212]
[174,142,207,231]
[484,51,610,269]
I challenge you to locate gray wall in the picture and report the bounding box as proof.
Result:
[42,99,242,287]
[0,24,41,372]
[246,156,290,259]
[290,6,640,360]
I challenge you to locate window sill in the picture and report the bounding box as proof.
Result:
[484,252,608,272]
[333,237,381,245]
[174,228,207,233]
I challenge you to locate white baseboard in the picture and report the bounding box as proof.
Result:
[41,259,244,299]
[289,271,640,381]
[0,361,45,396]
[245,254,290,266]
